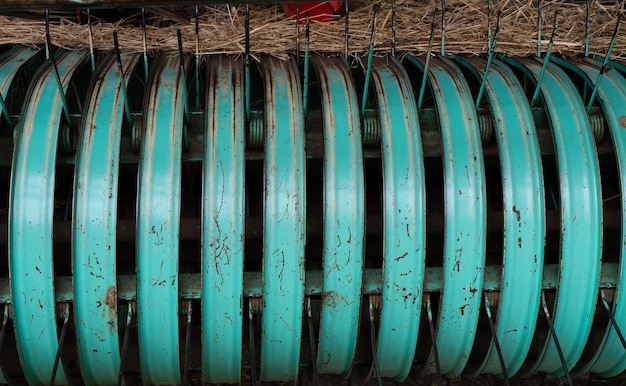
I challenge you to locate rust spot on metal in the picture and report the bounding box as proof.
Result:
[518,237,522,248]
[105,286,116,309]
[321,291,346,308]
[620,116,626,128]
[512,205,521,223]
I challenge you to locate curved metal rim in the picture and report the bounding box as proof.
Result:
[312,54,365,377]
[515,57,602,376]
[571,60,626,378]
[259,56,306,382]
[72,52,139,385]
[455,56,546,377]
[202,55,245,383]
[9,49,85,385]
[370,55,426,382]
[136,55,184,384]
[406,55,487,377]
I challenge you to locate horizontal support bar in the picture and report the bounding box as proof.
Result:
[0,1,304,11]
[0,263,617,304]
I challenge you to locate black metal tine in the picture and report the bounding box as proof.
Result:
[176,29,191,125]
[391,0,396,56]
[0,305,8,357]
[600,289,626,350]
[245,3,251,122]
[586,7,622,112]
[117,302,133,386]
[537,0,543,57]
[344,0,349,60]
[368,296,383,386]
[585,0,591,57]
[182,301,192,386]
[113,31,133,127]
[440,0,446,55]
[248,298,258,386]
[425,294,443,386]
[484,294,511,385]
[45,10,72,125]
[306,297,320,386]
[296,0,300,65]
[49,303,69,386]
[541,291,573,386]
[194,4,201,111]
[87,9,95,72]
[141,8,149,83]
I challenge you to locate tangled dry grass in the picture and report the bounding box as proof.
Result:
[0,0,623,60]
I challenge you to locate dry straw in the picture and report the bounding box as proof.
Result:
[0,0,623,60]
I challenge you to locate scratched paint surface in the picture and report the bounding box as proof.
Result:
[73,52,139,385]
[572,62,626,377]
[371,56,426,382]
[312,54,365,377]
[9,49,85,386]
[136,55,184,385]
[455,56,545,377]
[260,56,306,382]
[202,55,245,383]
[515,58,601,376]
[407,56,487,377]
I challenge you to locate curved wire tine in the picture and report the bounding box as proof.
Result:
[440,0,446,56]
[541,291,574,386]
[176,29,190,124]
[306,297,320,386]
[368,296,383,386]
[118,303,134,386]
[113,31,133,126]
[361,7,378,117]
[391,0,396,56]
[586,8,622,112]
[531,10,558,107]
[117,302,134,386]
[303,12,310,117]
[344,0,349,59]
[425,294,443,386]
[600,289,626,350]
[194,4,201,111]
[0,305,8,352]
[45,10,71,124]
[87,9,95,72]
[49,303,70,386]
[487,0,492,49]
[417,9,438,109]
[585,0,591,57]
[296,0,300,65]
[475,10,501,108]
[484,294,510,385]
[537,0,542,57]
[248,298,258,386]
[245,3,251,121]
[182,301,192,386]
[141,8,149,84]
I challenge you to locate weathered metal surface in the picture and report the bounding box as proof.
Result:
[9,49,85,386]
[567,60,626,378]
[259,55,306,382]
[455,56,545,377]
[407,56,487,377]
[202,55,245,383]
[136,55,184,384]
[72,52,139,385]
[311,54,365,377]
[370,56,425,382]
[514,57,602,376]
